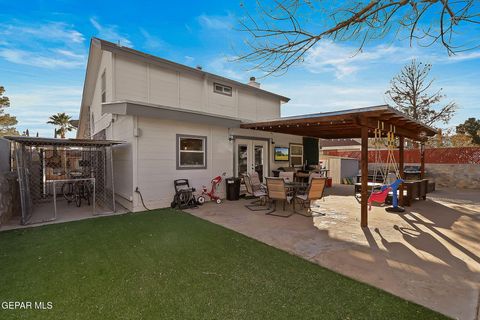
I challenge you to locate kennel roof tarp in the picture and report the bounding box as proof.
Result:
[4,136,124,147]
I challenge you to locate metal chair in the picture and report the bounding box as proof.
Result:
[249,171,266,192]
[243,175,269,211]
[265,177,293,217]
[279,171,294,183]
[294,177,327,216]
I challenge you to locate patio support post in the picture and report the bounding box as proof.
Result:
[360,125,369,228]
[399,136,405,206]
[420,142,425,179]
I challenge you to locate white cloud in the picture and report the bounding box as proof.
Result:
[304,41,408,79]
[207,55,245,81]
[0,21,86,69]
[139,28,167,50]
[303,41,480,79]
[90,17,132,47]
[197,13,234,30]
[0,48,85,68]
[8,85,82,137]
[271,82,387,116]
[184,55,195,65]
[0,21,84,44]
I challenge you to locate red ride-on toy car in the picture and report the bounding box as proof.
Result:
[197,173,226,204]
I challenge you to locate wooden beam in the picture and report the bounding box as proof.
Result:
[365,118,423,141]
[361,126,369,228]
[420,142,426,179]
[399,136,405,206]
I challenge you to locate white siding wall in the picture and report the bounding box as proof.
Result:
[123,118,304,212]
[108,115,134,210]
[113,54,282,121]
[90,51,113,136]
[229,128,304,172]
[133,116,232,211]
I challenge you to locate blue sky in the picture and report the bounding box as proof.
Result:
[1,0,479,137]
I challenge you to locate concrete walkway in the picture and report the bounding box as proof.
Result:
[187,186,480,320]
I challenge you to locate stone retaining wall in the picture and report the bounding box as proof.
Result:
[423,164,480,189]
[368,163,480,189]
[0,172,21,226]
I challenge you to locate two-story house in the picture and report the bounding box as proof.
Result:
[77,38,315,212]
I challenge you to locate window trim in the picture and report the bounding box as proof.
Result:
[289,143,304,167]
[213,82,233,96]
[176,134,208,170]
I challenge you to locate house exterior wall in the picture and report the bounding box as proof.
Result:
[113,54,282,122]
[229,128,304,172]
[90,50,114,137]
[115,117,306,212]
[132,116,232,211]
[107,115,135,210]
[81,47,301,212]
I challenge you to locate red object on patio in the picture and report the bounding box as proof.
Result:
[326,177,332,188]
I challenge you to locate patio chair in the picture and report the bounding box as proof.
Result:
[249,171,266,192]
[243,175,269,211]
[265,177,293,217]
[279,171,294,183]
[294,177,327,217]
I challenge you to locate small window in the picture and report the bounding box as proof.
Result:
[101,70,106,103]
[177,135,207,169]
[290,144,304,166]
[213,82,232,96]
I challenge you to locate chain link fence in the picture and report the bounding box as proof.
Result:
[7,137,120,225]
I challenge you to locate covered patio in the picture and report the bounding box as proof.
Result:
[240,105,437,227]
[187,185,480,320]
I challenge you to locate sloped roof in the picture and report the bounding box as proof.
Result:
[241,105,437,141]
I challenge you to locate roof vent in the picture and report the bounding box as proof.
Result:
[248,76,260,88]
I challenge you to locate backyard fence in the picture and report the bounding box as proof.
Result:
[322,147,480,189]
[322,147,480,164]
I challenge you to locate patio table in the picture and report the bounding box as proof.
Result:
[285,181,308,197]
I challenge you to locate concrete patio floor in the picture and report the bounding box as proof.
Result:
[187,185,480,320]
[0,199,128,231]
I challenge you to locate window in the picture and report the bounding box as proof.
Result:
[213,82,232,96]
[101,70,106,103]
[177,135,207,169]
[290,143,304,166]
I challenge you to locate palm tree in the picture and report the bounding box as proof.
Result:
[47,112,75,138]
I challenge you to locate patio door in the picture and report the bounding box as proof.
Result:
[235,139,268,181]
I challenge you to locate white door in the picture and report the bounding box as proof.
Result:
[235,139,268,181]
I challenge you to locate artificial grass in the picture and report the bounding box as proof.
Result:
[0,209,447,320]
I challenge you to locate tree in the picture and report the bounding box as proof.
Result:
[456,117,480,145]
[47,112,75,139]
[0,86,18,136]
[239,1,480,74]
[385,60,456,127]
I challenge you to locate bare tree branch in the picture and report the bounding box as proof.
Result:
[237,0,480,75]
[385,59,457,127]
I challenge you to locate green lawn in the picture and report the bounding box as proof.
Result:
[0,209,447,319]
